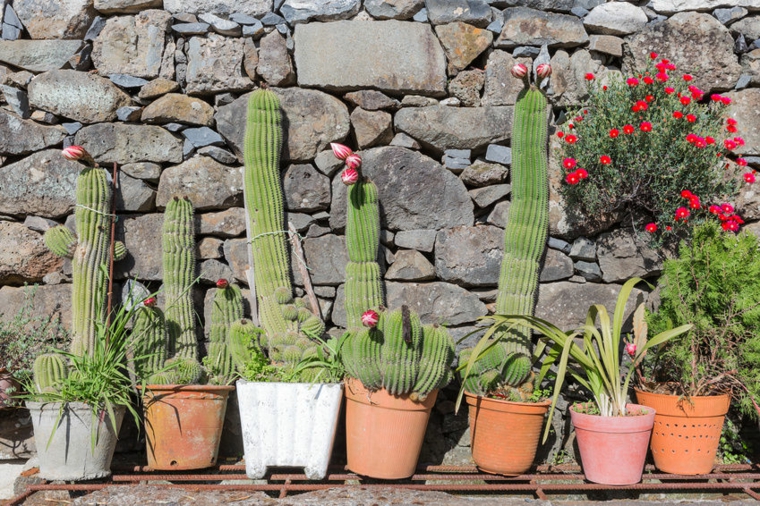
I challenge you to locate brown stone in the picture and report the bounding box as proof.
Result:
[156,156,244,210]
[350,108,393,149]
[197,208,247,237]
[186,34,254,95]
[725,88,760,156]
[482,51,531,106]
[257,31,295,87]
[0,221,63,284]
[14,0,95,39]
[138,78,180,99]
[434,22,493,75]
[140,93,215,126]
[496,7,589,49]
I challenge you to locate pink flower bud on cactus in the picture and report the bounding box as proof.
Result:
[536,63,552,79]
[361,309,379,328]
[62,145,96,166]
[330,142,353,161]
[216,278,229,289]
[341,168,359,186]
[345,153,362,171]
[510,63,528,79]
[625,342,637,357]
[143,297,157,308]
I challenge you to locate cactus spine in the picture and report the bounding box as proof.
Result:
[33,353,69,393]
[163,196,198,360]
[461,80,549,394]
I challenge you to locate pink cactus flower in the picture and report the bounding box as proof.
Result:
[341,168,359,186]
[61,145,96,166]
[345,153,362,171]
[143,297,157,308]
[536,63,552,79]
[330,142,353,161]
[216,278,229,289]
[361,309,379,328]
[511,63,528,79]
[625,342,637,357]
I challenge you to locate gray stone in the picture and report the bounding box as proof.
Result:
[198,12,242,36]
[157,156,243,210]
[0,221,62,284]
[569,237,595,261]
[395,229,438,252]
[282,163,331,212]
[280,0,360,24]
[548,236,571,253]
[163,0,271,17]
[486,200,510,228]
[725,89,759,157]
[94,0,163,14]
[413,7,428,22]
[448,69,484,107]
[186,34,253,95]
[570,6,589,17]
[385,249,436,281]
[435,22,493,74]
[242,20,265,38]
[13,0,94,39]
[198,146,237,165]
[443,154,471,172]
[116,106,142,122]
[460,160,508,188]
[440,96,460,107]
[163,122,185,132]
[313,150,343,177]
[261,12,286,25]
[141,93,214,126]
[485,144,512,165]
[108,74,149,88]
[731,16,760,41]
[330,147,474,231]
[0,40,83,73]
[343,90,400,110]
[287,212,314,232]
[1,84,29,118]
[23,215,58,233]
[116,171,155,212]
[183,138,196,158]
[199,259,234,285]
[714,6,748,25]
[121,161,161,182]
[744,50,760,87]
[588,34,624,57]
[350,108,393,148]
[197,237,224,259]
[482,50,531,106]
[8,70,33,87]
[435,225,503,287]
[28,70,131,124]
[218,238,248,282]
[539,247,574,282]
[626,12,742,93]
[402,95,438,106]
[242,38,258,80]
[365,0,424,20]
[395,105,512,152]
[596,228,664,283]
[182,126,225,147]
[229,13,259,24]
[487,18,503,34]
[649,0,759,15]
[536,281,646,331]
[390,132,422,149]
[198,208,247,237]
[425,0,491,27]
[298,234,348,286]
[574,260,601,281]
[0,150,80,218]
[306,224,330,238]
[0,109,65,156]
[61,122,83,135]
[2,4,23,41]
[583,2,648,36]
[92,11,171,79]
[75,123,183,164]
[469,184,510,208]
[294,20,447,96]
[215,88,350,162]
[172,22,210,35]
[257,30,295,86]
[549,49,608,107]
[496,7,589,49]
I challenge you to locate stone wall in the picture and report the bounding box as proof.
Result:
[0,0,759,466]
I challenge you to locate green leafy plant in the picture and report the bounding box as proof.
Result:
[557,52,747,237]
[644,222,760,418]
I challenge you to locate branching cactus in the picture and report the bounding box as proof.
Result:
[461,61,551,395]
[335,144,455,401]
[33,353,69,393]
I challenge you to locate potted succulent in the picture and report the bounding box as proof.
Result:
[637,222,760,474]
[332,141,456,480]
[231,89,344,481]
[488,277,691,485]
[456,56,553,476]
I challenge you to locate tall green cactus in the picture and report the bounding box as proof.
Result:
[461,76,549,395]
[206,282,244,383]
[33,353,69,393]
[163,196,197,360]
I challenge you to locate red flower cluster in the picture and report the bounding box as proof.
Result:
[708,203,743,232]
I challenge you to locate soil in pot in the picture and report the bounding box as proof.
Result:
[570,403,655,485]
[344,377,436,480]
[465,392,550,475]
[635,389,730,475]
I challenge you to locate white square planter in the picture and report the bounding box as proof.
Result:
[236,380,343,479]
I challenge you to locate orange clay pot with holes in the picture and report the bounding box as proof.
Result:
[141,384,234,470]
[635,389,730,475]
[465,393,550,475]
[344,377,437,479]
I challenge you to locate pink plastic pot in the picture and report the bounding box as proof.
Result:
[570,403,655,485]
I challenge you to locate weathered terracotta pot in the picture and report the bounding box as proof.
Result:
[570,403,655,485]
[344,377,436,479]
[141,384,234,470]
[635,389,730,475]
[466,393,550,475]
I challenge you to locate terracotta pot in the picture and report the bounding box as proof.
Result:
[570,403,655,485]
[635,389,730,475]
[0,368,21,409]
[344,377,437,479]
[141,384,234,471]
[465,393,550,475]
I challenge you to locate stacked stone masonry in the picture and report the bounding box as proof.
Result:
[0,0,759,466]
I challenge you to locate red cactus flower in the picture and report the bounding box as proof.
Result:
[557,131,564,138]
[216,278,229,289]
[361,309,379,328]
[649,52,658,59]
[625,342,637,356]
[708,205,721,214]
[673,111,683,119]
[689,196,701,209]
[680,96,691,106]
[724,139,737,150]
[330,143,353,161]
[643,76,654,85]
[721,203,734,214]
[721,96,732,105]
[340,168,359,185]
[143,297,157,308]
[737,158,748,166]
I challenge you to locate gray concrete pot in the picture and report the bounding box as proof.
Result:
[27,401,125,481]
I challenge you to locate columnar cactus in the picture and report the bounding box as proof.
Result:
[461,62,550,395]
[129,303,168,382]
[206,279,244,383]
[33,353,69,393]
[162,196,198,360]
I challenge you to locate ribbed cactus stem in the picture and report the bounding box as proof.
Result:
[163,196,197,360]
[229,319,260,371]
[411,324,455,401]
[380,306,422,396]
[129,305,167,380]
[44,225,76,258]
[33,353,69,393]
[207,284,244,381]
